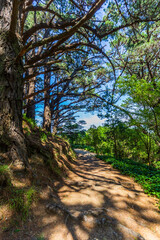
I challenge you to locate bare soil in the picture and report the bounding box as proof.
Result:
[1,149,160,240]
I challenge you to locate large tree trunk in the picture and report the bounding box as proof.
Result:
[0,0,28,167]
[43,67,51,132]
[0,32,28,167]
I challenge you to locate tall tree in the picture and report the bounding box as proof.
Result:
[43,67,52,132]
[0,0,106,166]
[1,0,160,167]
[0,0,28,166]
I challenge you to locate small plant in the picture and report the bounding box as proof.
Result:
[0,165,9,173]
[14,229,21,233]
[40,132,47,142]
[23,127,31,136]
[23,113,37,129]
[54,166,61,176]
[37,233,45,240]
[0,165,11,186]
[9,187,37,219]
[9,189,25,214]
[25,187,37,208]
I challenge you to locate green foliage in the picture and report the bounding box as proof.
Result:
[97,155,160,208]
[71,123,159,166]
[36,234,45,240]
[61,120,86,144]
[23,114,37,129]
[23,127,31,136]
[13,229,21,233]
[40,132,48,142]
[0,165,9,173]
[54,166,61,176]
[9,187,37,220]
[0,165,11,186]
[110,17,160,151]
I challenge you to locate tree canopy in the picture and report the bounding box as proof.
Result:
[1,0,160,168]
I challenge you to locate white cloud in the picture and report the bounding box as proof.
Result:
[78,114,105,129]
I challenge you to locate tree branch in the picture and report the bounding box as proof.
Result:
[10,0,20,34]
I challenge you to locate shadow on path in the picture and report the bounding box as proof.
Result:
[1,149,160,240]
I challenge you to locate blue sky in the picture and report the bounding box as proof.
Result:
[77,112,105,129]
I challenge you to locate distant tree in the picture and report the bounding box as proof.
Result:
[61,119,86,144]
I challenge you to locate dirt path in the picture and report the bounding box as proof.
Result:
[1,149,160,240]
[39,149,160,240]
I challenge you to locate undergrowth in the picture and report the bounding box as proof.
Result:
[0,165,11,186]
[9,186,37,220]
[40,131,48,142]
[97,155,160,208]
[0,165,9,172]
[23,113,37,129]
[0,115,76,221]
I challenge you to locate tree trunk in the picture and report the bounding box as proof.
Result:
[0,31,28,167]
[52,116,59,135]
[43,68,51,132]
[26,68,35,120]
[52,99,60,135]
[0,0,12,31]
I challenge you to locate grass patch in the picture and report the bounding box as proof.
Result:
[9,186,37,220]
[97,155,160,208]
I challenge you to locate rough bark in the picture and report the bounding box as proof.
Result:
[52,99,60,135]
[0,31,28,167]
[26,68,35,120]
[0,0,12,31]
[52,113,59,135]
[43,67,51,132]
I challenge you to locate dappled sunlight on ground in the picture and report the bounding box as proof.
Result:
[1,149,160,240]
